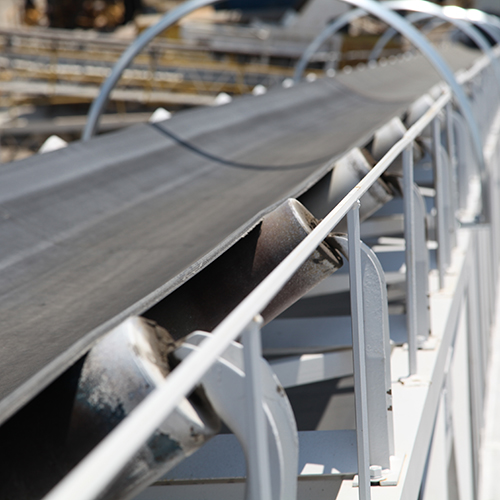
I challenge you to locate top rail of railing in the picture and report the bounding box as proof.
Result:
[456,44,500,84]
[43,49,494,500]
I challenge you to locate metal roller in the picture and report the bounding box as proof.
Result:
[308,148,394,232]
[372,117,408,176]
[145,198,343,339]
[406,93,440,138]
[67,316,221,500]
[299,147,395,225]
[0,317,221,500]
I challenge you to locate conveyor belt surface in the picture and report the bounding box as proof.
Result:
[0,44,479,424]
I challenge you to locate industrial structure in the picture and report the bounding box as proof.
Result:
[1,1,500,499]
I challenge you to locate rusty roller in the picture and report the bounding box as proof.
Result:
[67,199,342,498]
[66,316,220,500]
[0,317,220,500]
[145,198,344,339]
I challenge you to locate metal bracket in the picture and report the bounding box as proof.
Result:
[352,454,406,487]
[335,235,394,468]
[174,331,299,500]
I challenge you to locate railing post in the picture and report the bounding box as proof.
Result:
[241,315,273,500]
[433,117,447,288]
[348,201,371,500]
[446,101,459,249]
[403,145,418,375]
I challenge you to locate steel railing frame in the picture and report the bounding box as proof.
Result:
[369,13,445,64]
[294,2,500,85]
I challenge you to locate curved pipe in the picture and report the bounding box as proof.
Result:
[295,1,500,85]
[292,8,369,83]
[82,0,223,141]
[369,13,444,63]
[294,0,493,178]
[387,1,500,45]
[369,8,500,64]
[381,1,500,87]
[452,7,500,43]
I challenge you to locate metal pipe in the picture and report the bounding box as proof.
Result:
[292,8,367,83]
[382,1,500,89]
[82,0,223,141]
[293,0,487,185]
[369,13,443,63]
[370,7,500,64]
[433,117,447,288]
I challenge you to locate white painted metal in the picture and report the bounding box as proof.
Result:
[403,145,418,375]
[433,117,448,288]
[347,202,371,500]
[269,351,353,388]
[336,235,394,467]
[241,317,273,500]
[174,330,298,500]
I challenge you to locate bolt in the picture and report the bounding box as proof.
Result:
[369,465,383,482]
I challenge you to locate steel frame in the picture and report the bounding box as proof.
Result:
[41,2,500,500]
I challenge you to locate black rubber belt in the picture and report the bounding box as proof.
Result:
[0,45,480,424]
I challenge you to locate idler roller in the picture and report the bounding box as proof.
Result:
[0,317,220,500]
[145,198,343,339]
[299,148,393,232]
[1,200,342,499]
[67,316,220,500]
[406,93,443,139]
[371,116,425,177]
[255,198,343,322]
[66,199,342,497]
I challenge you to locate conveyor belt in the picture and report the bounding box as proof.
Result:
[0,44,479,425]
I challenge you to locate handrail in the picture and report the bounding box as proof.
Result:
[44,70,453,500]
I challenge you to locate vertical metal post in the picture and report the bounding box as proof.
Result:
[446,102,458,249]
[440,148,453,267]
[348,201,371,500]
[241,315,272,500]
[403,145,418,376]
[433,117,447,289]
[467,251,484,493]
